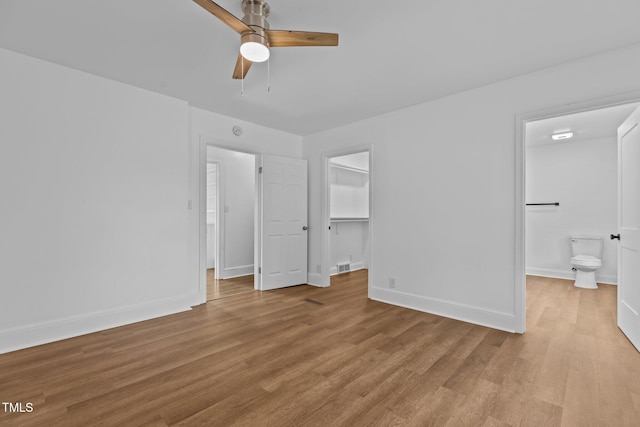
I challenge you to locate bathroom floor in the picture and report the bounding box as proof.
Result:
[525,275,638,425]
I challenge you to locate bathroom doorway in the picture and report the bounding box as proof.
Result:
[519,98,640,331]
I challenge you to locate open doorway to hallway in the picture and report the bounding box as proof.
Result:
[205,145,256,301]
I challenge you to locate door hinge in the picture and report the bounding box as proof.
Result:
[259,166,263,174]
[259,267,262,274]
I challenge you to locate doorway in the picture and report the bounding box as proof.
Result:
[516,96,640,332]
[324,149,372,289]
[199,144,310,300]
[205,145,257,300]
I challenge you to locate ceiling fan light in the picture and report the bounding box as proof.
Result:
[240,33,270,62]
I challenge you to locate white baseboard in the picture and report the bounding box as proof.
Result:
[329,261,366,276]
[306,272,329,287]
[526,267,617,285]
[222,264,254,279]
[0,293,197,355]
[369,287,517,333]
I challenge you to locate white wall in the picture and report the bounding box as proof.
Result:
[303,43,640,332]
[207,146,255,278]
[0,48,303,353]
[330,222,369,274]
[526,137,617,283]
[0,48,193,354]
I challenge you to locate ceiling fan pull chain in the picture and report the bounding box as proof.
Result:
[241,58,244,96]
[267,56,271,93]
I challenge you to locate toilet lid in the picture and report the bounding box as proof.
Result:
[571,255,601,267]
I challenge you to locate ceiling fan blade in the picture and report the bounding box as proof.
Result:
[193,0,252,34]
[232,53,253,79]
[266,30,339,47]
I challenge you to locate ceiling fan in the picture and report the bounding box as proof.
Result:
[193,0,339,79]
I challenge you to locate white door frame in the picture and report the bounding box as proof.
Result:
[321,145,374,293]
[198,140,260,301]
[514,91,640,333]
[205,161,221,274]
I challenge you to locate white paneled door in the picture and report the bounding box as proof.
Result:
[617,105,640,352]
[259,155,308,290]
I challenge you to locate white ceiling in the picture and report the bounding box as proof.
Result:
[2,1,640,136]
[526,102,640,147]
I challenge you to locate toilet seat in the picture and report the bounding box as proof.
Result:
[571,255,601,267]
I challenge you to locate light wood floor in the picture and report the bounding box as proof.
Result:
[1,272,639,426]
[206,269,254,301]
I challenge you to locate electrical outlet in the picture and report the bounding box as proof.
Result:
[389,277,396,289]
[349,255,353,262]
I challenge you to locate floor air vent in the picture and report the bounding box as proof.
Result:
[337,262,351,274]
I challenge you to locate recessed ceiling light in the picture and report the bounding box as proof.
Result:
[551,131,574,141]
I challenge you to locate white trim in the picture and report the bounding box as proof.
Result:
[515,114,526,333]
[621,299,639,317]
[253,154,263,291]
[370,287,516,333]
[515,91,640,335]
[0,294,196,355]
[329,261,366,276]
[211,158,227,279]
[306,272,327,287]
[213,162,222,278]
[330,163,369,174]
[526,268,617,285]
[222,264,255,279]
[198,139,208,303]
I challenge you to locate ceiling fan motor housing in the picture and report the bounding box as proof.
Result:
[241,0,270,47]
[192,0,338,78]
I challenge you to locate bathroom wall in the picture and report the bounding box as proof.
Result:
[526,136,618,283]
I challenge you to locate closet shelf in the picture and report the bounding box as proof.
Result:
[330,218,369,223]
[330,164,369,174]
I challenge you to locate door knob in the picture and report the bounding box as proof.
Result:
[611,234,620,240]
[302,226,308,231]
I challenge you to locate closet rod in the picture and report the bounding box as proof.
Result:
[526,203,559,206]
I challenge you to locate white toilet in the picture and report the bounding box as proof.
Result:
[570,236,603,289]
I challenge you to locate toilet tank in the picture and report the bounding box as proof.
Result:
[570,236,603,258]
